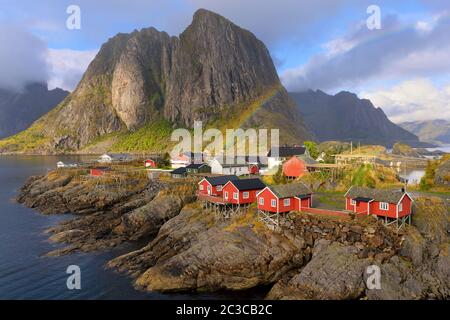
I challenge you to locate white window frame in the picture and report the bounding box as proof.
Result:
[379,202,389,211]
[216,185,222,192]
[259,197,264,205]
[199,185,204,191]
[271,199,277,208]
[243,192,249,199]
[233,192,239,200]
[224,191,228,199]
[207,185,211,194]
[351,199,356,206]
[284,198,290,206]
[398,203,403,212]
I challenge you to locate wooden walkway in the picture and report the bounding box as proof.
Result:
[301,207,352,219]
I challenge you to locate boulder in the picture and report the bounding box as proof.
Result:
[267,242,371,300]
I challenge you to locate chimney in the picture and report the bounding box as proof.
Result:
[401,187,405,193]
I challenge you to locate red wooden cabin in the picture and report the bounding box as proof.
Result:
[282,155,317,178]
[222,178,266,205]
[90,167,110,177]
[257,182,312,213]
[345,186,413,218]
[198,175,239,197]
[144,159,157,168]
[249,164,260,175]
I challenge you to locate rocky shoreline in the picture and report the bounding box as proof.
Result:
[17,170,450,299]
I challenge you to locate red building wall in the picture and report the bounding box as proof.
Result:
[282,157,307,178]
[398,195,412,218]
[369,201,398,218]
[145,160,156,167]
[249,165,260,175]
[90,169,106,177]
[346,198,371,215]
[199,180,223,196]
[257,188,299,213]
[257,188,279,212]
[222,183,260,205]
[347,195,412,218]
[297,197,312,210]
[198,179,223,196]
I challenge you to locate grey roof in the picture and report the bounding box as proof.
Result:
[268,183,312,199]
[104,153,132,160]
[268,146,306,157]
[186,163,209,169]
[205,175,239,186]
[229,178,266,191]
[346,186,407,204]
[296,154,317,165]
[171,167,187,174]
[222,163,249,168]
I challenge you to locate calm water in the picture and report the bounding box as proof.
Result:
[0,155,257,300]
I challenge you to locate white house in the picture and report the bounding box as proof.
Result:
[209,158,249,176]
[267,146,309,169]
[98,153,132,163]
[170,152,204,169]
[57,161,78,168]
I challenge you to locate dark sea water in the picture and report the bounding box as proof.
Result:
[0,155,261,300]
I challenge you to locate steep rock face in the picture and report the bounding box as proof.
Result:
[290,90,424,147]
[3,9,311,152]
[0,83,68,138]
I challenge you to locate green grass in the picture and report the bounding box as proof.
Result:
[0,122,51,152]
[110,120,174,152]
[351,164,373,186]
[316,192,346,210]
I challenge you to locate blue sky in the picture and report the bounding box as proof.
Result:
[0,0,449,122]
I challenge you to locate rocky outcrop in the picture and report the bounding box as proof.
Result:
[374,197,450,300]
[108,210,401,294]
[267,241,371,299]
[114,193,183,240]
[17,169,450,299]
[267,197,449,300]
[1,9,311,153]
[392,142,421,158]
[110,209,306,292]
[17,170,188,255]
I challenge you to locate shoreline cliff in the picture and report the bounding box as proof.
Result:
[17,169,450,299]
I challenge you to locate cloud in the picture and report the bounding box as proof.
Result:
[281,13,450,92]
[46,49,97,91]
[0,25,49,91]
[361,78,450,123]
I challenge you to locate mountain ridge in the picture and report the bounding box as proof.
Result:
[0,83,68,139]
[399,120,450,146]
[290,89,429,148]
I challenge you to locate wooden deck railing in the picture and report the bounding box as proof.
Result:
[196,191,225,204]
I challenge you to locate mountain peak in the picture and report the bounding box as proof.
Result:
[0,10,311,153]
